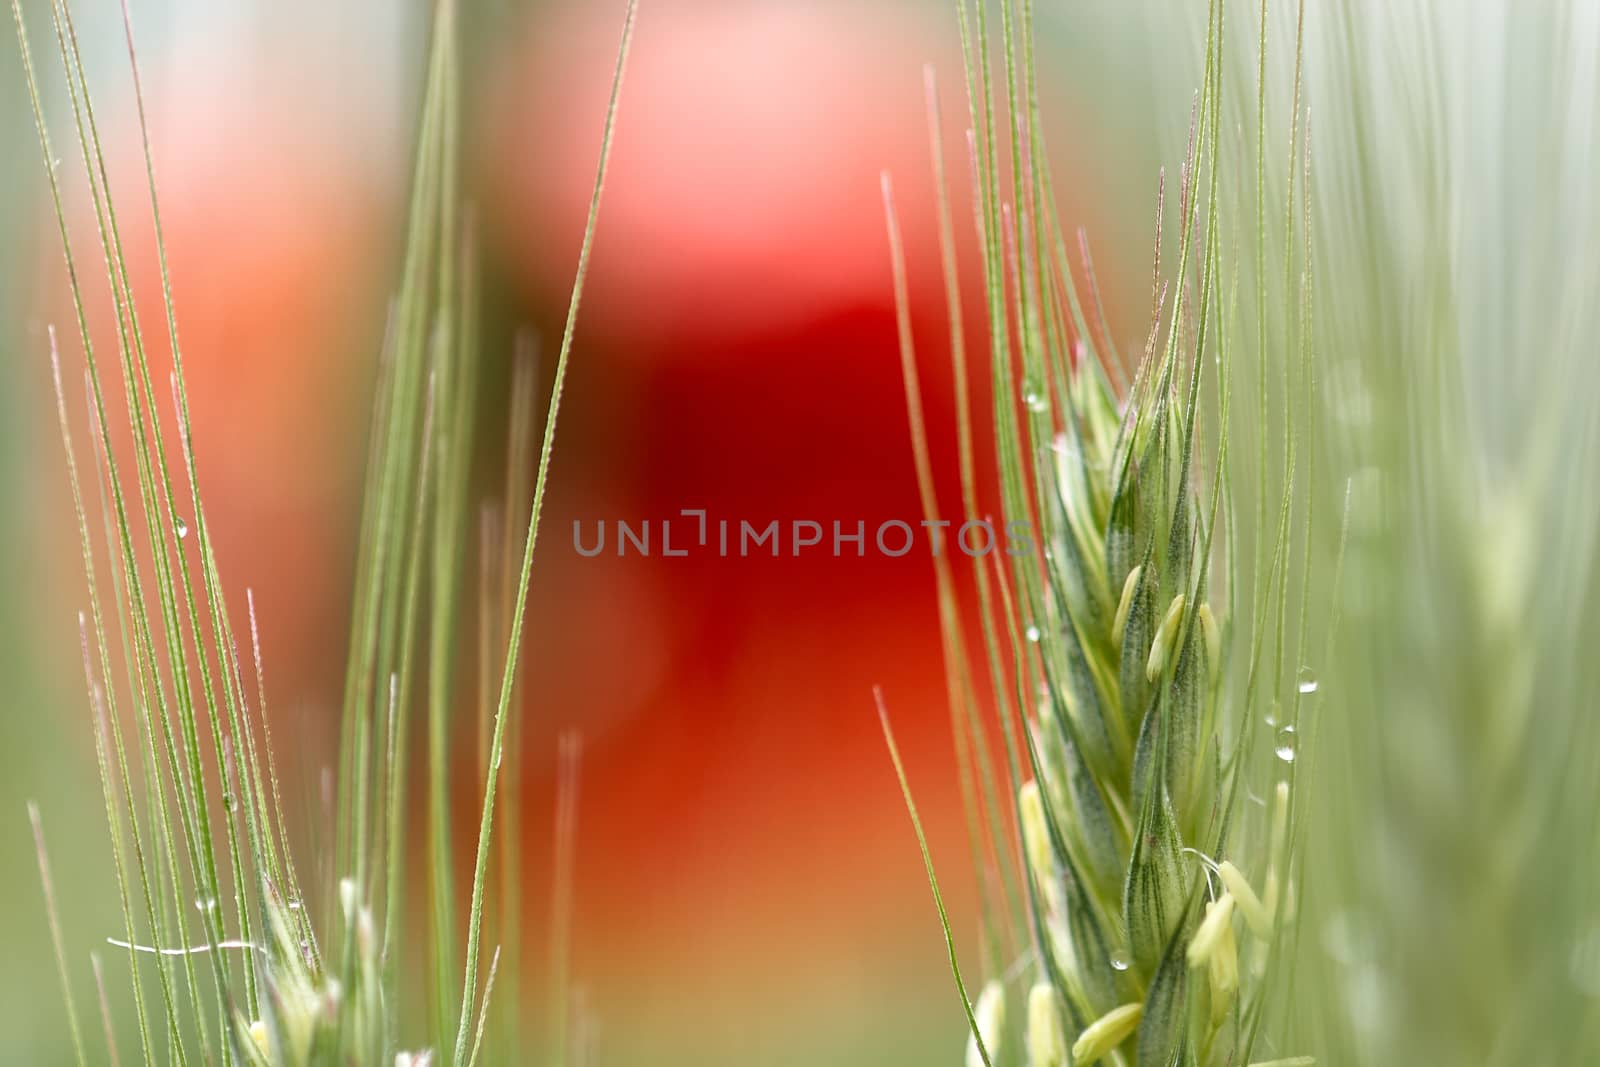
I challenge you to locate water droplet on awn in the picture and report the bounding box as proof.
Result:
[1275,725,1298,763]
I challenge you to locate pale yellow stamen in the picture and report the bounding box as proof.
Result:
[1265,782,1291,919]
[1018,781,1061,916]
[1026,982,1066,1067]
[1113,565,1144,647]
[1187,892,1236,967]
[1071,1002,1143,1065]
[1198,602,1221,686]
[1218,860,1272,937]
[1146,594,1187,682]
[1208,912,1240,1024]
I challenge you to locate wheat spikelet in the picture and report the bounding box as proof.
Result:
[883,1,1320,1064]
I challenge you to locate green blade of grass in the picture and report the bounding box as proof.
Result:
[451,2,637,1061]
[875,689,994,1067]
[29,802,90,1067]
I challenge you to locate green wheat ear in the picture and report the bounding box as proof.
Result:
[16,0,633,1061]
[884,0,1323,1064]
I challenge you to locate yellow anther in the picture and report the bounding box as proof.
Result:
[1113,565,1144,647]
[1072,1002,1143,1065]
[1146,594,1187,681]
[1026,982,1066,1067]
[1187,892,1236,967]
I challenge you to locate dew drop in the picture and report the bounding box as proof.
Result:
[1264,702,1281,728]
[1110,950,1131,972]
[287,899,303,912]
[1297,667,1319,695]
[175,516,190,540]
[1274,725,1298,763]
[1025,624,1043,643]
